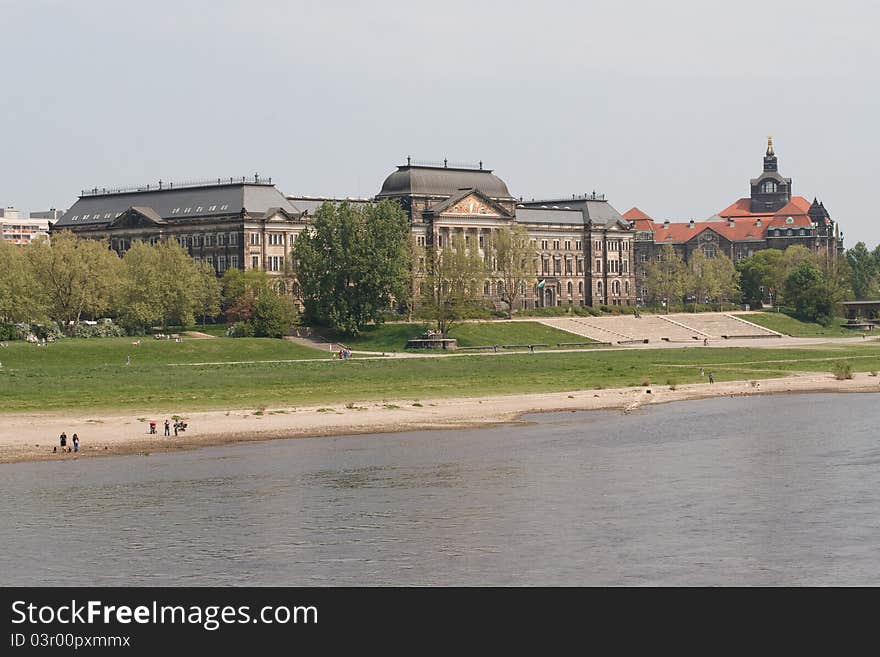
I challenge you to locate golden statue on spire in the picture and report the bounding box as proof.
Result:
[767,135,775,156]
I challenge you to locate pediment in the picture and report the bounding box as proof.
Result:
[108,206,166,229]
[431,189,512,218]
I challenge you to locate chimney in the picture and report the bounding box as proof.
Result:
[689,219,695,229]
[663,219,669,229]
[756,218,762,227]
[728,218,735,228]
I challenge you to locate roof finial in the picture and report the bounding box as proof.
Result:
[767,135,774,156]
[406,155,411,166]
[443,158,448,168]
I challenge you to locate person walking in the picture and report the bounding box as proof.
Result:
[703,338,709,347]
[700,367,705,377]
[164,419,170,436]
[72,433,79,453]
[708,371,715,384]
[59,432,67,450]
[126,354,131,366]
[173,421,178,437]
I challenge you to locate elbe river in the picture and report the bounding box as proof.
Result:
[3,393,879,585]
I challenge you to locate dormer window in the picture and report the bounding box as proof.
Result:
[762,180,777,194]
[785,216,794,224]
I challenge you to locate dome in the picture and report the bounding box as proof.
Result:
[377,165,513,200]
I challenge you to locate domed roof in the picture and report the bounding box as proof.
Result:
[377,164,513,200]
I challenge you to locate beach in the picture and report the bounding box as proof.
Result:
[2,371,878,464]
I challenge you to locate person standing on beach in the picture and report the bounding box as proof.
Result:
[60,432,67,450]
[164,419,170,436]
[173,421,178,437]
[708,371,715,384]
[72,434,79,453]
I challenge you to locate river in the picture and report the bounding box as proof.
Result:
[2,392,879,585]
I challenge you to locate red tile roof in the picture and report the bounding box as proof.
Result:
[647,213,814,244]
[717,196,812,219]
[623,207,652,221]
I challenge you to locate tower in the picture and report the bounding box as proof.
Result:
[749,135,792,212]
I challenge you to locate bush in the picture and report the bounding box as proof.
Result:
[0,324,19,341]
[831,362,854,380]
[228,321,255,338]
[71,321,125,338]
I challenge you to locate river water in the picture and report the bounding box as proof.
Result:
[2,393,879,586]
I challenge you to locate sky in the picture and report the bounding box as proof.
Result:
[2,0,878,246]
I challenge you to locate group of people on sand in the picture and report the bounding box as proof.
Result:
[54,431,79,454]
[149,418,187,436]
[336,348,353,359]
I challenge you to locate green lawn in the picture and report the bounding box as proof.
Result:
[322,321,592,351]
[2,335,880,413]
[739,312,857,338]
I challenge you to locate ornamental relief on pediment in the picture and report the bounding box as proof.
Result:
[444,195,501,217]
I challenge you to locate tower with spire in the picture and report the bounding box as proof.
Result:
[749,135,792,212]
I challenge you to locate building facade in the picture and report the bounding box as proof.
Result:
[0,207,54,244]
[626,138,841,304]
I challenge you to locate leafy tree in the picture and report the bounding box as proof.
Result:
[736,248,786,307]
[26,231,120,330]
[220,268,272,311]
[194,261,222,324]
[784,261,834,323]
[117,239,218,331]
[422,232,486,334]
[704,253,740,308]
[490,225,536,318]
[644,245,689,312]
[846,242,879,300]
[293,200,410,335]
[252,291,298,338]
[0,240,46,323]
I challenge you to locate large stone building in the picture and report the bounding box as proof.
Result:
[52,176,312,290]
[375,159,635,308]
[53,139,840,310]
[0,207,56,244]
[625,138,841,303]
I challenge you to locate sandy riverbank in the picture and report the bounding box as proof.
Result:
[2,372,878,464]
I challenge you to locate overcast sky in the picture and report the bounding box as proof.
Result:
[3,0,878,245]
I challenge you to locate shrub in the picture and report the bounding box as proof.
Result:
[831,362,854,380]
[228,321,255,338]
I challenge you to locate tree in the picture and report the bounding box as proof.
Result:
[784,261,834,323]
[26,231,120,330]
[490,225,536,318]
[221,268,272,311]
[422,232,486,334]
[687,249,714,310]
[846,242,879,300]
[644,245,689,312]
[0,240,46,323]
[194,261,222,324]
[736,249,785,307]
[117,239,218,331]
[252,290,298,338]
[703,253,740,308]
[293,200,411,335]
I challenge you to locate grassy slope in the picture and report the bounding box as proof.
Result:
[3,336,880,413]
[740,312,856,338]
[325,321,591,351]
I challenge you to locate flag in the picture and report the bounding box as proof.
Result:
[537,280,545,289]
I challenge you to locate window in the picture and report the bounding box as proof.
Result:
[762,180,777,194]
[484,281,491,296]
[578,281,584,295]
[622,260,628,273]
[251,255,260,269]
[625,281,630,294]
[596,259,601,271]
[229,233,238,246]
[220,204,229,210]
[104,213,112,219]
[217,255,226,272]
[230,255,239,269]
[250,233,261,246]
[206,255,214,269]
[640,253,648,263]
[208,205,217,211]
[541,240,548,250]
[193,235,202,246]
[417,235,425,247]
[542,258,549,274]
[172,208,180,214]
[785,216,794,224]
[612,280,621,295]
[184,208,192,213]
[564,240,571,251]
[553,240,560,250]
[438,234,444,248]
[218,233,226,246]
[554,258,562,274]
[196,206,204,212]
[567,282,573,296]
[565,259,572,274]
[575,241,581,250]
[704,247,716,258]
[597,281,603,294]
[479,235,485,248]
[577,259,584,273]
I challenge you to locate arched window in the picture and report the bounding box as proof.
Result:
[624,281,630,294]
[484,281,490,296]
[612,280,621,295]
[762,180,777,194]
[597,281,603,294]
[567,281,573,296]
[578,281,584,295]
